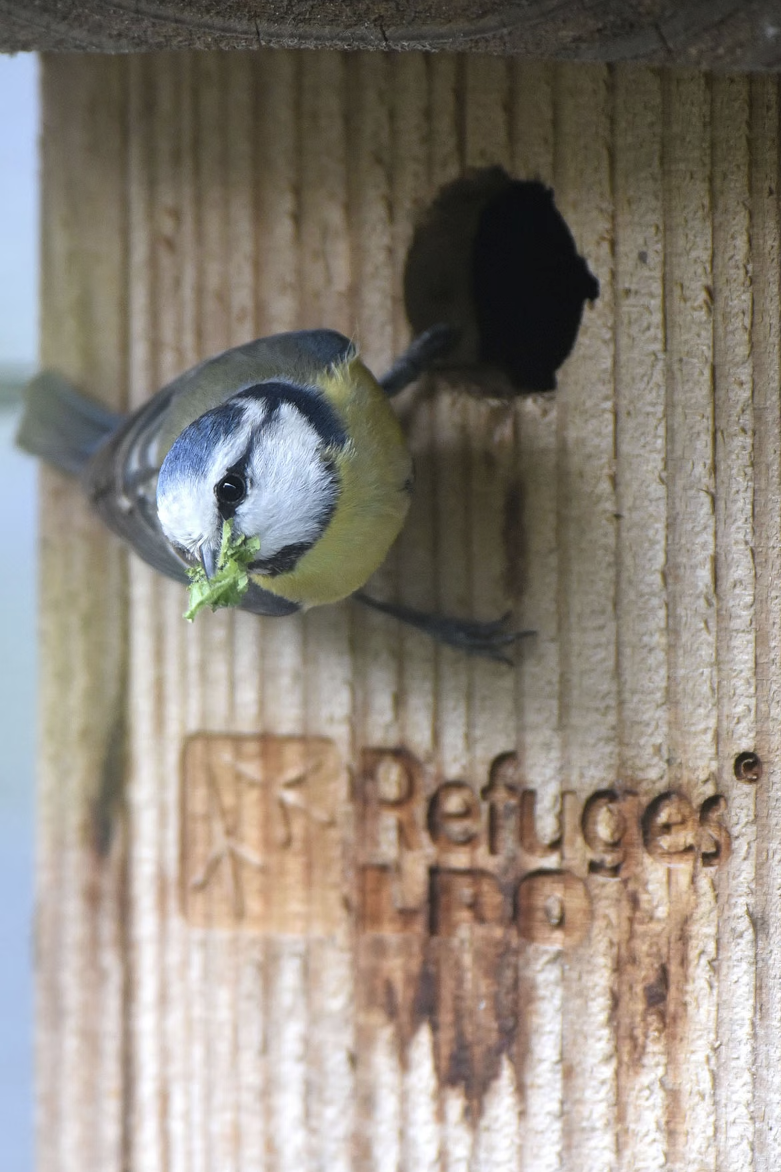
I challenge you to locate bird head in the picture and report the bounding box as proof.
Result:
[156,382,343,588]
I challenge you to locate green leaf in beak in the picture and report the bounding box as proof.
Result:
[184,518,260,621]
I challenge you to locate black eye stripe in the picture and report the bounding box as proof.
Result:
[234,381,347,449]
[249,542,312,576]
[226,448,253,482]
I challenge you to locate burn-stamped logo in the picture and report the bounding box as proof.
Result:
[356,749,731,948]
[181,734,731,1103]
[180,733,344,932]
[180,734,730,939]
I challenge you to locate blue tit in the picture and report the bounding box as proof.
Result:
[18,326,528,660]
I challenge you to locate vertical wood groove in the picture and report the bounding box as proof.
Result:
[751,73,781,1172]
[38,54,130,1172]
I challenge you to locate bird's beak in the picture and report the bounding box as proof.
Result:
[199,542,217,579]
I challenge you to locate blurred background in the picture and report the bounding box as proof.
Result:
[0,51,38,1172]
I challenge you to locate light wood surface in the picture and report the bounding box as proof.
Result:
[37,52,781,1171]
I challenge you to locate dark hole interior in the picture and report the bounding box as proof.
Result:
[472,181,599,391]
[404,168,600,393]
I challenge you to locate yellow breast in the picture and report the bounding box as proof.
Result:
[251,355,412,607]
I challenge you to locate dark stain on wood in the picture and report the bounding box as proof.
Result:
[89,693,127,857]
[502,478,526,600]
[644,963,669,1012]
[354,754,729,1117]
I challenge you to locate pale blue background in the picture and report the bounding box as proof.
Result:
[0,51,38,1172]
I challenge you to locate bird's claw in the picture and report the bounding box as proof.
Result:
[422,611,533,663]
[354,593,533,662]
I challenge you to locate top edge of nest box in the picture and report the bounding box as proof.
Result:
[3,0,781,70]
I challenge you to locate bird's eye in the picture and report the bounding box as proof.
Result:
[215,473,246,506]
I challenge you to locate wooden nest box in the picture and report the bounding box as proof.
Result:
[6,2,781,1169]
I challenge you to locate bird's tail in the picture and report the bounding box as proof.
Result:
[16,371,123,477]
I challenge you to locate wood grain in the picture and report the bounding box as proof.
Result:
[37,56,129,1172]
[37,51,777,1171]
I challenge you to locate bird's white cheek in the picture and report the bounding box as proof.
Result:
[234,406,338,556]
[236,477,331,558]
[234,497,267,549]
[157,480,220,551]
